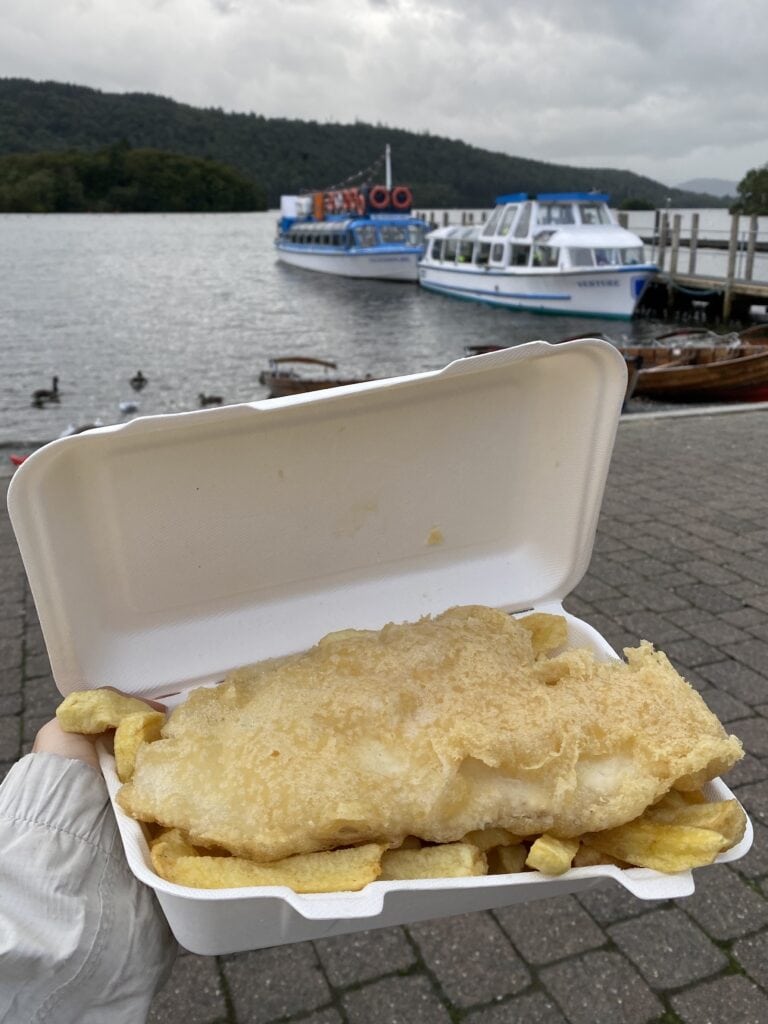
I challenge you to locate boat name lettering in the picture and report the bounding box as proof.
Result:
[576,279,619,288]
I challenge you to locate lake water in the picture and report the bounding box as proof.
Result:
[0,210,755,443]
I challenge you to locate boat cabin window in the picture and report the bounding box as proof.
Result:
[578,203,611,225]
[474,242,491,266]
[443,237,458,262]
[457,239,474,263]
[490,243,506,264]
[532,244,559,268]
[354,225,378,248]
[537,203,575,226]
[428,237,443,260]
[510,244,530,266]
[407,224,426,246]
[498,205,518,235]
[621,247,644,265]
[481,206,504,236]
[513,202,532,238]
[594,247,620,266]
[569,247,594,267]
[380,225,407,244]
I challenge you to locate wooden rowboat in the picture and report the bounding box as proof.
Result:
[623,327,768,403]
[259,357,370,399]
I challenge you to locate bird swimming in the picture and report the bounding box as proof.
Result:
[32,376,59,407]
[130,371,148,392]
[199,393,223,407]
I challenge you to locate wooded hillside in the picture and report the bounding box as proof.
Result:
[0,78,727,210]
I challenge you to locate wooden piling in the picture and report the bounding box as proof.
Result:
[669,214,682,276]
[745,214,758,281]
[689,213,699,274]
[656,212,669,272]
[723,212,740,321]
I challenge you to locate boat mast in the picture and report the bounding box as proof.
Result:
[385,144,392,190]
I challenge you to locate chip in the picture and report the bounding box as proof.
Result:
[150,832,385,893]
[462,827,524,851]
[644,796,746,852]
[487,844,528,874]
[583,819,726,873]
[525,835,579,875]
[114,710,166,782]
[57,689,153,734]
[379,842,487,880]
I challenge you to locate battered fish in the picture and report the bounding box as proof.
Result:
[117,606,743,861]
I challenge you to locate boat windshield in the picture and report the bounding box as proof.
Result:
[536,203,575,226]
[578,203,612,225]
[498,204,518,234]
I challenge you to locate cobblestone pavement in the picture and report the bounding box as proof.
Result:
[2,408,768,1024]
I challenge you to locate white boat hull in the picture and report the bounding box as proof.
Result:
[417,264,656,319]
[276,245,420,282]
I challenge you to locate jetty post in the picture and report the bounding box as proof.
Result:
[723,213,740,321]
[688,213,699,274]
[669,214,682,276]
[745,214,758,282]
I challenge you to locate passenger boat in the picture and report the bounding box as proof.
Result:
[274,146,428,281]
[259,357,371,398]
[418,192,657,319]
[622,327,768,403]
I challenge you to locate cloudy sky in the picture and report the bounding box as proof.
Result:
[3,0,766,188]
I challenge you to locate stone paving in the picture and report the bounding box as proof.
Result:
[2,407,768,1024]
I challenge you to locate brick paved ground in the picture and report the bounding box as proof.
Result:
[2,407,768,1024]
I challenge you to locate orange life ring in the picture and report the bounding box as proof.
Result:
[368,185,390,210]
[390,185,412,211]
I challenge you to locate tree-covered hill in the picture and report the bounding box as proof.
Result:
[0,78,727,209]
[0,145,266,212]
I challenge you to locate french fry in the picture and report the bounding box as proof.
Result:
[57,689,151,734]
[487,844,528,874]
[572,844,629,869]
[114,710,166,782]
[379,843,487,880]
[525,835,579,875]
[583,819,725,873]
[518,613,569,657]
[644,797,746,852]
[462,827,524,851]
[151,837,385,893]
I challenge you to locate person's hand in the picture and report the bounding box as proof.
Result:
[33,719,100,771]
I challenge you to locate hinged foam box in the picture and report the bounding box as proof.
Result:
[7,339,752,954]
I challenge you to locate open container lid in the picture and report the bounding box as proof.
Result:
[8,339,627,699]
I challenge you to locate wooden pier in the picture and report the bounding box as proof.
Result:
[632,211,768,321]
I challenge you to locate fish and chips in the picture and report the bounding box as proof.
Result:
[56,605,746,892]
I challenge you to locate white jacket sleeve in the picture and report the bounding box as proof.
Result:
[0,752,178,1024]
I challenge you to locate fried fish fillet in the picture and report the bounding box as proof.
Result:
[117,605,743,862]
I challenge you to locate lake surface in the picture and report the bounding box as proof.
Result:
[0,211,737,443]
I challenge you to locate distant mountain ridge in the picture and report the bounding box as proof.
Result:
[675,177,737,198]
[0,78,732,209]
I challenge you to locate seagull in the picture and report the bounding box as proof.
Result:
[119,400,140,415]
[199,393,223,407]
[32,376,59,407]
[130,371,148,392]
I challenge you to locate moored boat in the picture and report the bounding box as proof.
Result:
[622,329,768,403]
[259,357,371,398]
[418,192,657,319]
[274,147,428,282]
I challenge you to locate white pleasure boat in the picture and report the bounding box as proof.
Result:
[418,192,657,318]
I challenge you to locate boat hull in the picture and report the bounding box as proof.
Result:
[624,344,768,402]
[275,245,420,282]
[417,264,655,319]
